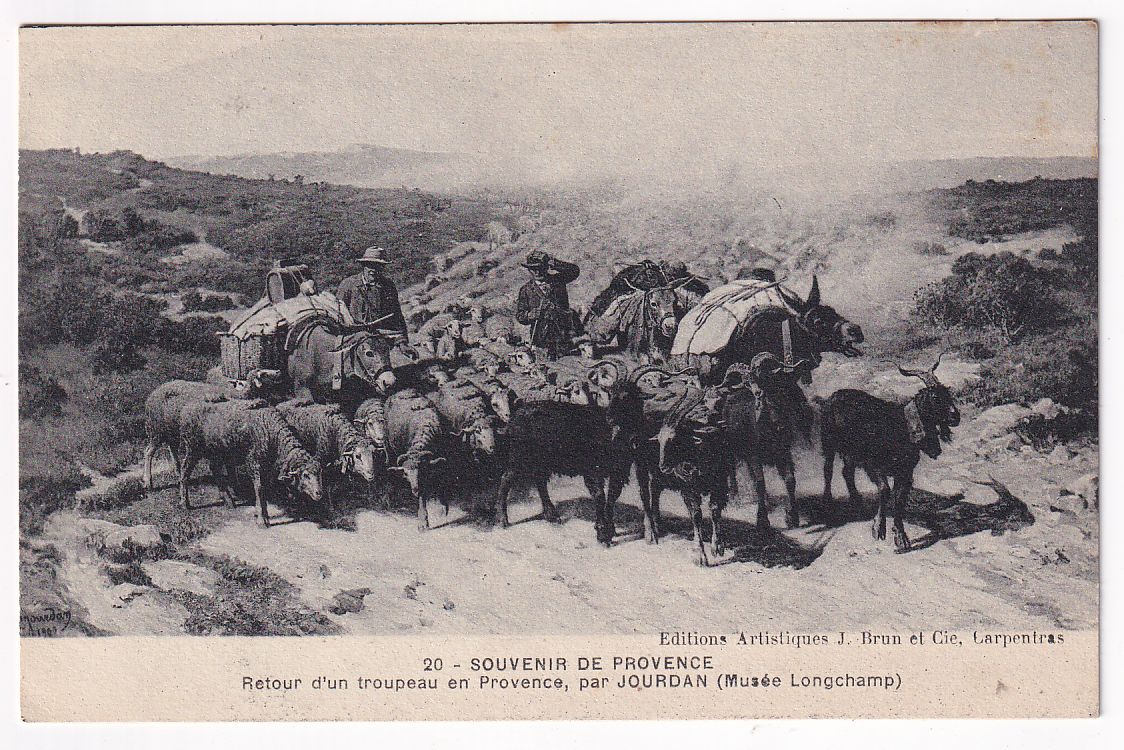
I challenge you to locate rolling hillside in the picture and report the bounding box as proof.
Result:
[19,148,504,296]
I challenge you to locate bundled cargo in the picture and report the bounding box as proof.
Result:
[219,263,356,380]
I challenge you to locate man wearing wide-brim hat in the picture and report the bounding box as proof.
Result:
[336,246,408,336]
[515,250,582,358]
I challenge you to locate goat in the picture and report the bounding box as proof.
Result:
[383,389,448,530]
[721,354,810,531]
[634,355,802,562]
[276,401,378,512]
[494,384,643,545]
[819,354,960,552]
[633,366,744,561]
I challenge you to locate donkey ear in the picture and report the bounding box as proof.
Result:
[806,275,821,308]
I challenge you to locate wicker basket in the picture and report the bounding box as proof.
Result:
[219,332,284,380]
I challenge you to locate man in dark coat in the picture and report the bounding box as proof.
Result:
[335,246,408,337]
[515,250,581,357]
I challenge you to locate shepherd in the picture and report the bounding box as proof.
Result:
[515,250,582,358]
[336,246,409,338]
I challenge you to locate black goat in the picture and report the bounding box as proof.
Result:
[493,387,643,546]
[722,354,810,531]
[820,355,960,552]
[641,354,803,565]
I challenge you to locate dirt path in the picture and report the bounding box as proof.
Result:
[46,358,1097,637]
[192,464,1092,635]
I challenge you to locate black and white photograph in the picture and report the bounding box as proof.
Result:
[13,19,1102,721]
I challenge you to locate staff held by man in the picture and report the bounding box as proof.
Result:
[515,250,582,359]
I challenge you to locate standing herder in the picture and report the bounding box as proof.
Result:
[336,247,409,337]
[515,250,581,358]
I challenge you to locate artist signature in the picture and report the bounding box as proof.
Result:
[20,608,73,637]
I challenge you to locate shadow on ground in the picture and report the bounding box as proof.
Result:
[800,479,1035,551]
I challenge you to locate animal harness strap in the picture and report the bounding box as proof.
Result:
[691,282,781,330]
[782,318,794,366]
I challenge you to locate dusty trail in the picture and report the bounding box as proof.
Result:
[196,464,1093,635]
[47,358,1096,637]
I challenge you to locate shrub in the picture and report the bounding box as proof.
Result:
[912,240,948,256]
[79,476,147,512]
[19,365,67,420]
[158,315,227,356]
[92,338,147,374]
[181,290,238,312]
[957,324,1097,414]
[175,553,342,636]
[914,251,1063,340]
[1015,411,1097,451]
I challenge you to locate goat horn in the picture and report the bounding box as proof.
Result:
[718,368,746,389]
[930,350,946,374]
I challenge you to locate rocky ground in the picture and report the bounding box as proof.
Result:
[20,358,1097,638]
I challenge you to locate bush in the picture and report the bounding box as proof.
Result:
[20,365,67,420]
[957,325,1097,414]
[914,251,1063,340]
[158,315,227,356]
[92,338,147,374]
[1015,411,1097,452]
[181,290,238,312]
[913,240,948,256]
[79,476,147,512]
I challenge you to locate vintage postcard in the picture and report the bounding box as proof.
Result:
[18,21,1098,720]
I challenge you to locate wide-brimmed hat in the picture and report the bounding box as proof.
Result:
[358,247,390,265]
[521,250,550,269]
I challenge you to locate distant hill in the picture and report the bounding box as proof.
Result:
[19,148,503,296]
[168,144,470,191]
[876,156,1097,191]
[170,145,1097,198]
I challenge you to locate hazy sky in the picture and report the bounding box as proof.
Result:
[20,22,1097,175]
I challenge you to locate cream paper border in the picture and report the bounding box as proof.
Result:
[21,632,1097,720]
[11,12,1107,730]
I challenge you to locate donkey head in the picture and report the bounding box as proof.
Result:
[779,275,864,358]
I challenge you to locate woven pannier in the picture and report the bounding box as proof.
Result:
[219,332,284,380]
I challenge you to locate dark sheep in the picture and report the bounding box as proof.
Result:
[494,383,643,545]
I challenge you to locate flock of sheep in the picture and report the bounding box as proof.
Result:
[142,295,961,566]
